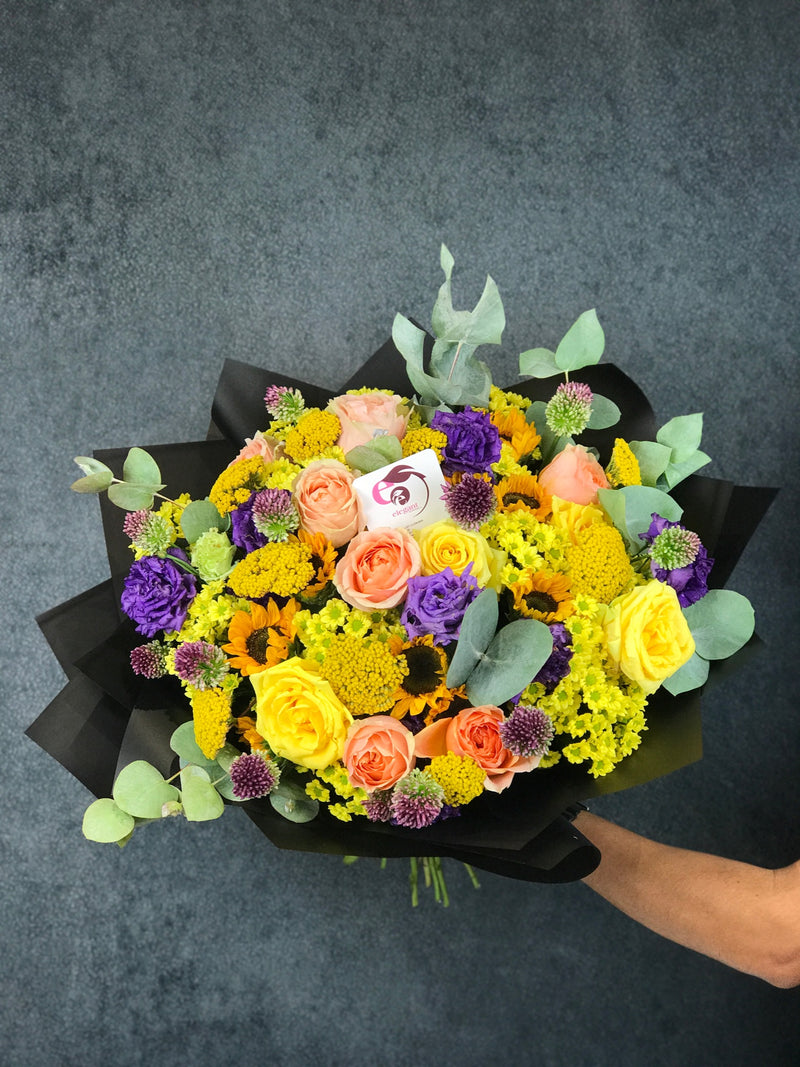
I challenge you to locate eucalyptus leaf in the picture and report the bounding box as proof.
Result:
[586,393,621,430]
[428,338,493,407]
[656,413,704,463]
[71,471,114,493]
[682,590,755,660]
[518,347,560,378]
[629,440,672,487]
[269,779,319,824]
[180,765,225,822]
[74,456,114,477]
[370,434,404,463]
[392,313,440,406]
[662,652,710,696]
[123,447,164,488]
[466,619,553,707]
[430,244,505,347]
[599,485,684,550]
[554,309,605,372]
[346,443,401,474]
[180,498,227,543]
[170,721,219,772]
[446,589,499,688]
[82,798,136,843]
[107,482,158,511]
[112,760,180,819]
[660,449,712,490]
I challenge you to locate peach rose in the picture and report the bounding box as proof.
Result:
[334,526,421,611]
[415,705,539,793]
[228,431,283,467]
[538,444,610,505]
[602,580,695,694]
[327,392,410,455]
[343,715,416,792]
[293,459,363,548]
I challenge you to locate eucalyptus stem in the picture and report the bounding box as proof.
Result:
[409,856,419,907]
[447,340,464,382]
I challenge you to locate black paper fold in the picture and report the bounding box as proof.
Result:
[29,340,775,883]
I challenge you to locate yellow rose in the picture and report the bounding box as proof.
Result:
[602,580,695,694]
[251,657,353,769]
[414,520,505,588]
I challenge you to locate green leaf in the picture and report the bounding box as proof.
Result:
[446,589,499,688]
[431,244,505,347]
[662,652,710,696]
[71,471,114,493]
[122,447,163,487]
[73,456,114,478]
[466,619,553,707]
[656,413,704,463]
[82,798,136,843]
[180,498,227,543]
[170,721,219,772]
[112,760,180,819]
[427,339,494,407]
[586,393,621,430]
[554,309,605,373]
[518,347,560,378]
[629,440,672,487]
[661,449,712,490]
[180,765,225,822]
[346,440,403,474]
[682,590,755,660]
[106,483,158,511]
[392,313,440,406]
[370,434,404,463]
[269,779,319,824]
[598,485,684,550]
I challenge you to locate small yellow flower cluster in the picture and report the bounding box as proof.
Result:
[294,600,406,658]
[523,599,648,777]
[428,752,485,806]
[262,457,303,491]
[316,633,408,717]
[160,492,193,530]
[283,409,341,461]
[178,581,248,643]
[228,541,315,599]
[492,441,530,478]
[605,438,642,488]
[209,456,269,514]
[189,686,232,759]
[488,385,529,412]
[565,522,634,603]
[312,762,368,821]
[486,511,568,585]
[401,426,448,460]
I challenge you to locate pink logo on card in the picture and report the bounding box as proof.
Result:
[371,463,430,515]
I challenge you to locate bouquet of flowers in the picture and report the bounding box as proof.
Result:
[29,248,773,894]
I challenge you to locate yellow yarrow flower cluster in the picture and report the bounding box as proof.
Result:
[428,752,486,806]
[209,456,269,514]
[565,522,634,603]
[189,686,232,759]
[283,409,341,461]
[228,541,315,599]
[523,597,648,777]
[401,426,448,460]
[315,633,408,717]
[605,438,642,488]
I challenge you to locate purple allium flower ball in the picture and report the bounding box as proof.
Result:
[640,514,714,607]
[430,407,502,476]
[130,641,167,679]
[442,474,497,529]
[120,551,197,638]
[228,752,280,800]
[499,704,555,758]
[389,770,445,829]
[401,565,481,645]
[364,790,393,823]
[173,640,229,690]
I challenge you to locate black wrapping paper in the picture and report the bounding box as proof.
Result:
[28,341,775,883]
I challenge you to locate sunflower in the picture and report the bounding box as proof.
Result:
[490,406,542,460]
[510,570,574,623]
[222,598,299,675]
[389,634,460,724]
[296,528,337,598]
[494,472,551,520]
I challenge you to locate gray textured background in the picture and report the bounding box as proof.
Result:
[4,1,800,1064]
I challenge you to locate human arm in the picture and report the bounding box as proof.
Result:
[574,811,800,988]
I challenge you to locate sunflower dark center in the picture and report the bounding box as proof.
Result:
[503,491,539,508]
[245,627,272,663]
[524,591,559,614]
[402,645,442,696]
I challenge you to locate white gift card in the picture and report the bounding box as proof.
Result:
[353,449,450,531]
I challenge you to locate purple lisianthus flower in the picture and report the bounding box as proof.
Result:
[640,514,714,607]
[121,550,197,638]
[430,407,502,476]
[230,492,267,553]
[533,622,573,693]
[401,565,481,644]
